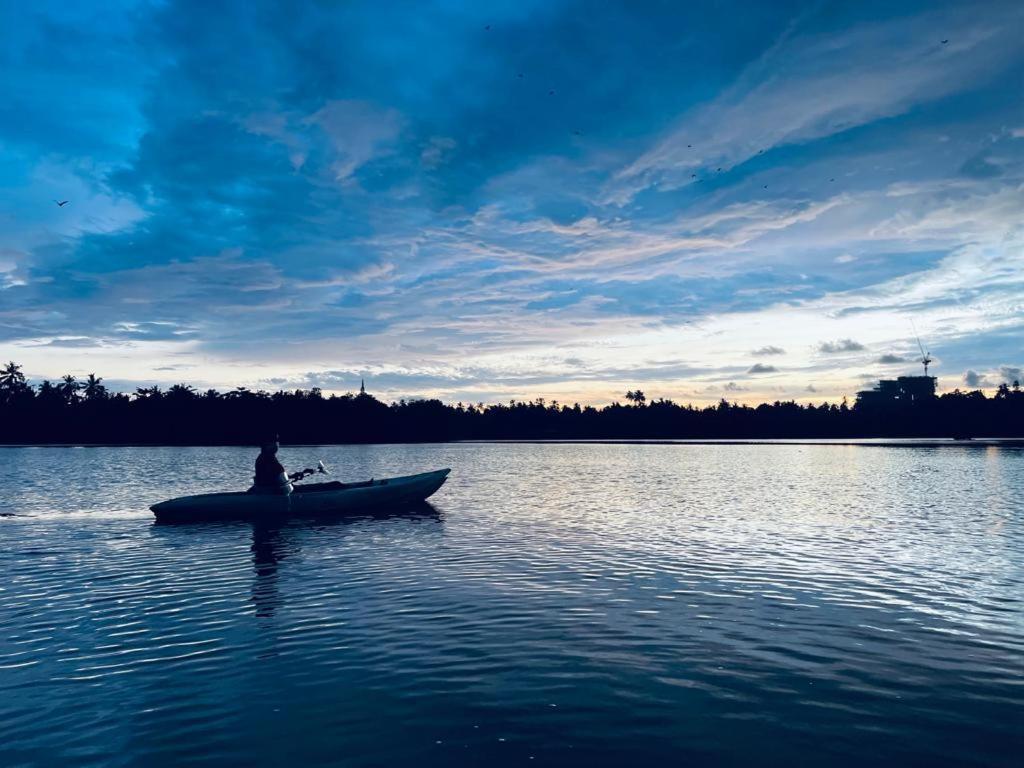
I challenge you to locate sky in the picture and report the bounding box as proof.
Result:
[1,0,1022,405]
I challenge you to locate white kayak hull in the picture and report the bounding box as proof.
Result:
[151,468,450,523]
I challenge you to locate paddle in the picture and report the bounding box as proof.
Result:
[290,460,330,482]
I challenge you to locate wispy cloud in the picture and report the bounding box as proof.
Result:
[613,3,1023,200]
[308,100,404,181]
[421,136,457,169]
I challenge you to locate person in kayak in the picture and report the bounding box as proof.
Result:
[252,437,303,494]
[253,437,289,493]
[252,437,328,495]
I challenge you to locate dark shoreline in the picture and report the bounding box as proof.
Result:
[5,362,1024,446]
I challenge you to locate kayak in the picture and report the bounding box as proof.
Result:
[151,468,450,523]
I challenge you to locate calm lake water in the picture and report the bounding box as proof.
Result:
[1,443,1022,767]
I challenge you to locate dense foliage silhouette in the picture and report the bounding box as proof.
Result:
[1,362,1022,444]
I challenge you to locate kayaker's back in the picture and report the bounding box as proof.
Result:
[253,448,289,493]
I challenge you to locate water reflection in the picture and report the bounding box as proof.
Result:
[248,503,443,618]
[251,524,289,618]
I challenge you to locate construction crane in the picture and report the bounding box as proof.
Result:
[911,321,933,377]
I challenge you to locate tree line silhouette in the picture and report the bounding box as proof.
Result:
[1,361,1022,444]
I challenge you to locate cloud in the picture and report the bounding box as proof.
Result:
[747,363,777,374]
[959,151,1003,179]
[751,345,785,356]
[421,136,457,169]
[876,353,904,364]
[999,365,1022,383]
[25,337,105,349]
[818,339,866,353]
[292,261,397,290]
[113,322,199,340]
[268,355,729,396]
[963,369,989,388]
[614,3,1024,198]
[308,100,403,181]
[723,381,747,392]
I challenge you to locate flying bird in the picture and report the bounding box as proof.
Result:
[941,39,949,44]
[572,129,583,136]
[548,89,556,96]
[516,72,524,78]
[484,24,491,31]
[54,199,69,207]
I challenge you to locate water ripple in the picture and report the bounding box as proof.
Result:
[0,443,1022,766]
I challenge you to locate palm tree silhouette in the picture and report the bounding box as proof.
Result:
[0,361,29,404]
[625,389,646,406]
[58,374,79,405]
[0,361,25,389]
[82,374,107,402]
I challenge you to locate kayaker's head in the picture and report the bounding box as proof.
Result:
[261,436,279,454]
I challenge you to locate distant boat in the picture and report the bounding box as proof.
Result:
[152,468,450,523]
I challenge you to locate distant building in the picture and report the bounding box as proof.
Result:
[856,375,937,408]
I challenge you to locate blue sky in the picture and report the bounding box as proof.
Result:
[1,0,1022,403]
